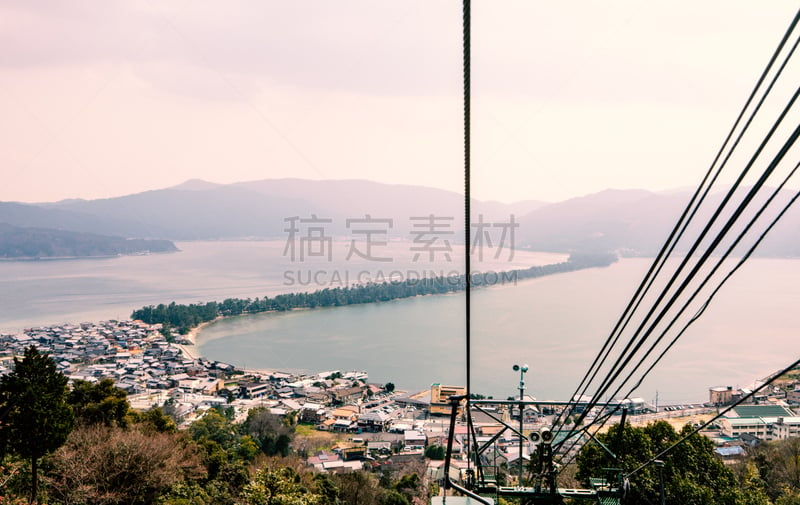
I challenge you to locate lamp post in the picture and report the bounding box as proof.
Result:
[654,459,665,505]
[513,363,528,485]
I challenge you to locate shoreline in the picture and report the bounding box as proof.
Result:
[176,317,219,361]
[179,318,327,379]
[0,249,179,262]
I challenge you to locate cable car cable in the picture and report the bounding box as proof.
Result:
[556,10,800,431]
[625,354,800,479]
[562,89,800,442]
[554,164,800,464]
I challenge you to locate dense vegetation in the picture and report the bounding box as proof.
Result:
[0,346,73,503]
[4,348,800,503]
[0,347,434,505]
[0,223,177,259]
[131,252,618,333]
[576,421,775,505]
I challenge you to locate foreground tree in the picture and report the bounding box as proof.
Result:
[241,466,319,505]
[750,437,800,502]
[333,470,387,505]
[130,406,178,434]
[0,346,74,503]
[47,424,205,505]
[576,421,740,505]
[241,408,295,457]
[68,378,129,428]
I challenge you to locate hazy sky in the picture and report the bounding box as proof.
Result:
[1,1,798,203]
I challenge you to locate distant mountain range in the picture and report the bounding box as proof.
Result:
[0,179,545,242]
[1,178,799,258]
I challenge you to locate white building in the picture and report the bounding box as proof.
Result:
[719,416,800,440]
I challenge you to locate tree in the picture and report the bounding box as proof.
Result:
[424,445,445,460]
[732,461,772,505]
[313,473,340,505]
[0,346,74,503]
[778,491,800,505]
[68,378,130,427]
[384,383,395,393]
[237,435,260,463]
[241,466,319,505]
[381,490,410,505]
[241,408,295,457]
[47,424,205,505]
[393,472,421,503]
[130,406,178,433]
[190,410,238,447]
[333,471,385,505]
[749,437,800,501]
[576,421,736,505]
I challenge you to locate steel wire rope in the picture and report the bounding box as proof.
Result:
[552,408,620,467]
[615,169,800,402]
[625,354,800,480]
[558,86,800,445]
[552,151,800,465]
[553,8,800,433]
[552,133,800,462]
[554,162,800,470]
[463,0,473,474]
[442,3,474,498]
[587,160,800,424]
[564,133,800,456]
[554,165,794,454]
[556,353,800,480]
[557,28,800,423]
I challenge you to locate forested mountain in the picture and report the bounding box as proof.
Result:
[47,179,548,239]
[0,179,546,240]
[0,223,177,259]
[0,201,156,238]
[516,187,800,256]
[1,179,800,257]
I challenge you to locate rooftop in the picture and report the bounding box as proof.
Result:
[730,405,795,418]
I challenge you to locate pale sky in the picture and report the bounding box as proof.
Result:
[1,1,798,204]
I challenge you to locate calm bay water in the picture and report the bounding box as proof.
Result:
[196,256,800,404]
[0,240,541,331]
[0,241,797,405]
[0,241,299,331]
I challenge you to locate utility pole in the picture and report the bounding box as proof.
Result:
[513,363,528,485]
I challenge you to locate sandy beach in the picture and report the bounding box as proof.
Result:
[176,318,218,360]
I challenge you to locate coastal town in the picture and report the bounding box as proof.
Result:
[1,318,799,478]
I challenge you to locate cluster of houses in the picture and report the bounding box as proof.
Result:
[0,322,456,452]
[0,323,533,479]
[704,385,800,462]
[0,320,234,394]
[0,320,391,428]
[5,319,800,476]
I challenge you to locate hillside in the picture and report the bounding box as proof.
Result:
[1,179,799,257]
[0,223,178,259]
[1,179,547,240]
[517,187,800,257]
